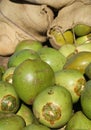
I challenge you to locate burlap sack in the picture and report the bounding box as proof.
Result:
[24,0,75,9]
[0,0,54,56]
[24,0,91,9]
[47,1,91,48]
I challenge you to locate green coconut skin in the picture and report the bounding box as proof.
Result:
[8,49,40,68]
[59,44,76,58]
[0,81,20,113]
[15,40,43,53]
[50,29,74,49]
[74,24,91,36]
[65,111,91,130]
[13,59,55,105]
[81,80,91,119]
[22,123,51,130]
[2,67,15,84]
[16,103,34,126]
[64,52,91,74]
[85,62,91,79]
[0,113,25,130]
[55,69,86,103]
[38,47,66,72]
[33,85,73,128]
[76,33,91,45]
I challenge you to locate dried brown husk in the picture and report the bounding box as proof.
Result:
[0,0,54,56]
[47,1,91,49]
[24,0,91,9]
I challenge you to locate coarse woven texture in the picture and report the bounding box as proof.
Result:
[0,0,54,56]
[24,0,91,9]
[24,0,75,9]
[47,1,91,47]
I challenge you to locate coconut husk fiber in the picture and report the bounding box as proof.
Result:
[47,1,91,49]
[0,0,54,56]
[24,0,91,9]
